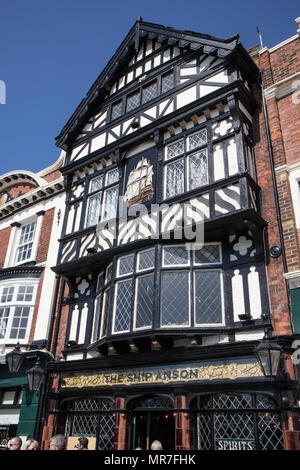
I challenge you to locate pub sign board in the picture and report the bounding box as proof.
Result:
[60,358,264,390]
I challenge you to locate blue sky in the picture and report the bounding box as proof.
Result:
[0,0,299,175]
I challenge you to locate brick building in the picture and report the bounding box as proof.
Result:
[249,17,300,336]
[0,153,65,446]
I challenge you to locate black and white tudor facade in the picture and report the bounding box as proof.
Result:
[45,20,287,450]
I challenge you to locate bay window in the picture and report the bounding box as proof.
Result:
[0,281,38,343]
[91,243,224,343]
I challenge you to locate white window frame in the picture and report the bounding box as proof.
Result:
[4,216,42,268]
[0,278,39,344]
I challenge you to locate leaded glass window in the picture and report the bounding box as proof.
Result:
[162,71,174,93]
[161,271,190,326]
[113,279,133,333]
[126,91,140,112]
[111,100,122,120]
[142,81,157,104]
[65,398,115,450]
[86,167,119,228]
[164,127,209,199]
[134,274,154,329]
[191,393,284,451]
[194,270,223,325]
[97,243,224,338]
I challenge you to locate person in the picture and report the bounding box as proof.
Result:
[75,437,89,450]
[49,434,67,450]
[150,440,163,450]
[8,436,22,450]
[24,439,39,450]
[135,447,143,450]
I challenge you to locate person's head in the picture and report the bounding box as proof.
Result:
[151,440,163,450]
[49,434,67,451]
[77,437,89,450]
[135,447,143,450]
[24,439,39,450]
[8,436,22,450]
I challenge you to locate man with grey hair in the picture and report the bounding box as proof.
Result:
[49,434,67,450]
[8,436,22,450]
[150,440,163,450]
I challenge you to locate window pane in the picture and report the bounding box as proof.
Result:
[165,139,184,161]
[100,287,110,338]
[188,150,208,190]
[0,307,10,339]
[165,159,184,198]
[117,254,134,277]
[135,274,154,329]
[194,271,223,324]
[1,287,14,303]
[86,192,102,227]
[194,245,220,264]
[162,72,174,93]
[163,246,189,266]
[9,306,30,339]
[111,101,122,120]
[188,129,207,150]
[137,248,155,272]
[19,222,36,245]
[16,243,33,263]
[142,81,157,104]
[105,168,119,186]
[17,285,34,302]
[102,186,118,221]
[126,91,140,112]
[113,279,133,332]
[2,391,15,405]
[161,271,189,326]
[91,294,102,342]
[90,175,103,193]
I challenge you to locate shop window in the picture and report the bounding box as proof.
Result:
[64,398,115,451]
[190,393,284,450]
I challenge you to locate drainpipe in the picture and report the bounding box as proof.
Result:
[260,73,292,319]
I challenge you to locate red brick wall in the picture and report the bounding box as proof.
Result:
[0,226,11,268]
[36,208,55,264]
[252,82,292,335]
[278,94,300,167]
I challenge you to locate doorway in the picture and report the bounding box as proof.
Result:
[131,411,175,450]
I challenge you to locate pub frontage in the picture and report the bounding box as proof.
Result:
[39,19,300,450]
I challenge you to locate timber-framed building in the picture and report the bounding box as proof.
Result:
[40,19,300,451]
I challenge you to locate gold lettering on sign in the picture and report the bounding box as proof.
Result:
[61,362,263,390]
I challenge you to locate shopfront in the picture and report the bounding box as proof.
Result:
[44,355,286,450]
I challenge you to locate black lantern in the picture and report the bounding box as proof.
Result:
[6,343,24,373]
[254,339,282,378]
[26,359,46,392]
